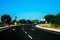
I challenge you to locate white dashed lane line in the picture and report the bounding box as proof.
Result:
[28,35,33,39]
[12,28,15,31]
[0,29,6,31]
[22,27,33,40]
[31,28,35,31]
[25,31,27,34]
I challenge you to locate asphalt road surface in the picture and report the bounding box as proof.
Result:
[0,25,60,40]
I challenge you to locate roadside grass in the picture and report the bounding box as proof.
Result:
[40,24,60,29]
[50,26,60,29]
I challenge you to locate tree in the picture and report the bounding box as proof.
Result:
[1,14,11,24]
[44,14,55,23]
[44,13,60,27]
[26,20,32,24]
[18,19,26,24]
[15,16,17,21]
[32,20,39,24]
[54,13,60,25]
[11,20,17,25]
[11,16,17,25]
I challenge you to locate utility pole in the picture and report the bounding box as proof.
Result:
[14,16,17,25]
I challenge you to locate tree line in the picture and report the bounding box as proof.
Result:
[44,13,60,27]
[0,14,39,25]
[0,13,60,27]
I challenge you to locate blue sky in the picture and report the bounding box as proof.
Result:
[0,0,60,20]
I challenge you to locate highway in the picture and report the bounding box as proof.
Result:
[0,25,60,40]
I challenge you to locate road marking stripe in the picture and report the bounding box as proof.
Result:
[0,29,6,31]
[28,35,33,39]
[25,31,27,34]
[22,27,33,39]
[12,28,15,31]
[22,27,27,34]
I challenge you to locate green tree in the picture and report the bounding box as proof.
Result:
[54,13,60,25]
[18,19,26,24]
[44,13,60,27]
[26,20,32,24]
[11,20,17,25]
[1,14,11,24]
[44,14,55,23]
[32,20,39,24]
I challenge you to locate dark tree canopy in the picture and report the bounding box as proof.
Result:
[11,20,17,24]
[1,14,11,24]
[44,14,55,23]
[32,20,39,24]
[26,20,32,24]
[54,13,60,25]
[18,19,26,24]
[44,13,60,27]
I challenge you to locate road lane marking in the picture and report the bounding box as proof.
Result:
[31,28,35,31]
[0,29,6,31]
[25,31,27,34]
[22,27,25,32]
[12,28,15,31]
[22,27,33,39]
[0,27,11,32]
[22,27,27,34]
[28,35,33,39]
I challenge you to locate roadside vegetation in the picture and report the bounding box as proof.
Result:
[43,13,60,29]
[0,13,60,29]
[0,14,39,26]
